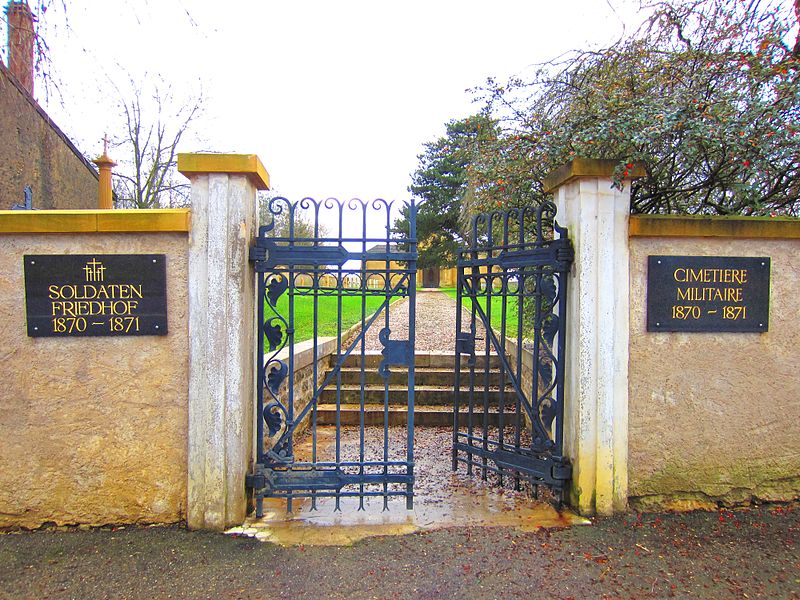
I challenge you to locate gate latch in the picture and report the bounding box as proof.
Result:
[378,327,411,379]
[456,332,475,356]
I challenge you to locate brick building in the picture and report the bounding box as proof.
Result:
[1,1,97,210]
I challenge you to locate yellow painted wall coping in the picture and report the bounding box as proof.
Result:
[630,214,800,239]
[177,153,270,191]
[543,158,647,193]
[0,209,191,234]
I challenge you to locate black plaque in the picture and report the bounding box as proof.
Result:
[647,255,769,333]
[24,254,168,337]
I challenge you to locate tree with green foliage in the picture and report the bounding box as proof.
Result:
[395,114,498,268]
[456,0,800,217]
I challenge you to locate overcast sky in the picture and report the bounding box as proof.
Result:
[20,1,650,199]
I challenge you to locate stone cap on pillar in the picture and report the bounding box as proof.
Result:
[543,158,646,193]
[178,153,270,191]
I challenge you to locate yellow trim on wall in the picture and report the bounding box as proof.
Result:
[630,214,800,239]
[0,209,191,234]
[543,158,646,193]
[177,153,270,191]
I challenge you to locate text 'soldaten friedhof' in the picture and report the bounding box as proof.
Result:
[24,254,168,337]
[646,255,770,333]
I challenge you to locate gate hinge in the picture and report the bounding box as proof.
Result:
[246,470,266,491]
[551,459,572,482]
[552,237,574,271]
[249,245,267,263]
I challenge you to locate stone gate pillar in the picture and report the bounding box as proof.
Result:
[178,153,270,530]
[544,159,644,516]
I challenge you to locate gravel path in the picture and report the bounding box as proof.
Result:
[363,290,486,353]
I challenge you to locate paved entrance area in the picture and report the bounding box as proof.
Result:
[233,426,586,546]
[241,289,559,546]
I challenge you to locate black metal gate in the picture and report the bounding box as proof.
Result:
[247,197,418,515]
[452,202,574,502]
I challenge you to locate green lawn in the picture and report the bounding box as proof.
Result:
[272,293,395,343]
[270,287,522,345]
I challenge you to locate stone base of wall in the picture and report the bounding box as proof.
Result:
[630,481,800,512]
[262,323,361,455]
[263,337,336,453]
[629,469,800,512]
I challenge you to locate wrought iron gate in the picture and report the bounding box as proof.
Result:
[452,202,573,501]
[247,197,417,515]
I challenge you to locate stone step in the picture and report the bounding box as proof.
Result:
[313,404,517,427]
[338,352,500,370]
[318,385,514,406]
[334,367,507,387]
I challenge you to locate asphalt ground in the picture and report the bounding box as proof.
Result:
[1,502,797,599]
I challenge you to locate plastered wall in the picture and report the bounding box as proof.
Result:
[628,234,800,509]
[0,230,189,528]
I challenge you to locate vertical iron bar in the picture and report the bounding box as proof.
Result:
[358,205,367,510]
[286,239,297,513]
[498,215,510,487]
[467,247,479,477]
[531,267,543,454]
[311,267,319,511]
[255,272,265,518]
[481,248,492,481]
[406,199,417,509]
[555,249,570,455]
[335,202,344,512]
[452,261,464,471]
[383,237,390,510]
[514,216,525,491]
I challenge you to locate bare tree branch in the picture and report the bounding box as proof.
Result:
[111,75,202,208]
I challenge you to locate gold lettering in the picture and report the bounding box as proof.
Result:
[675,286,744,303]
[676,267,749,285]
[47,283,147,304]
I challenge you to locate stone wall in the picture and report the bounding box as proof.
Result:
[628,217,800,509]
[263,337,338,453]
[504,337,534,430]
[0,211,190,528]
[0,64,98,210]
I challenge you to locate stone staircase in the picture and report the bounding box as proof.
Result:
[315,352,515,427]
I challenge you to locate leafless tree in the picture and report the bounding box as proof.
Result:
[111,77,202,208]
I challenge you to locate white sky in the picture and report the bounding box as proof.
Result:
[7,0,646,235]
[29,1,647,194]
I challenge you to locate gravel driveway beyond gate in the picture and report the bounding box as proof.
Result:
[363,290,487,354]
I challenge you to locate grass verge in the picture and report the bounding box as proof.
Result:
[273,293,398,343]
